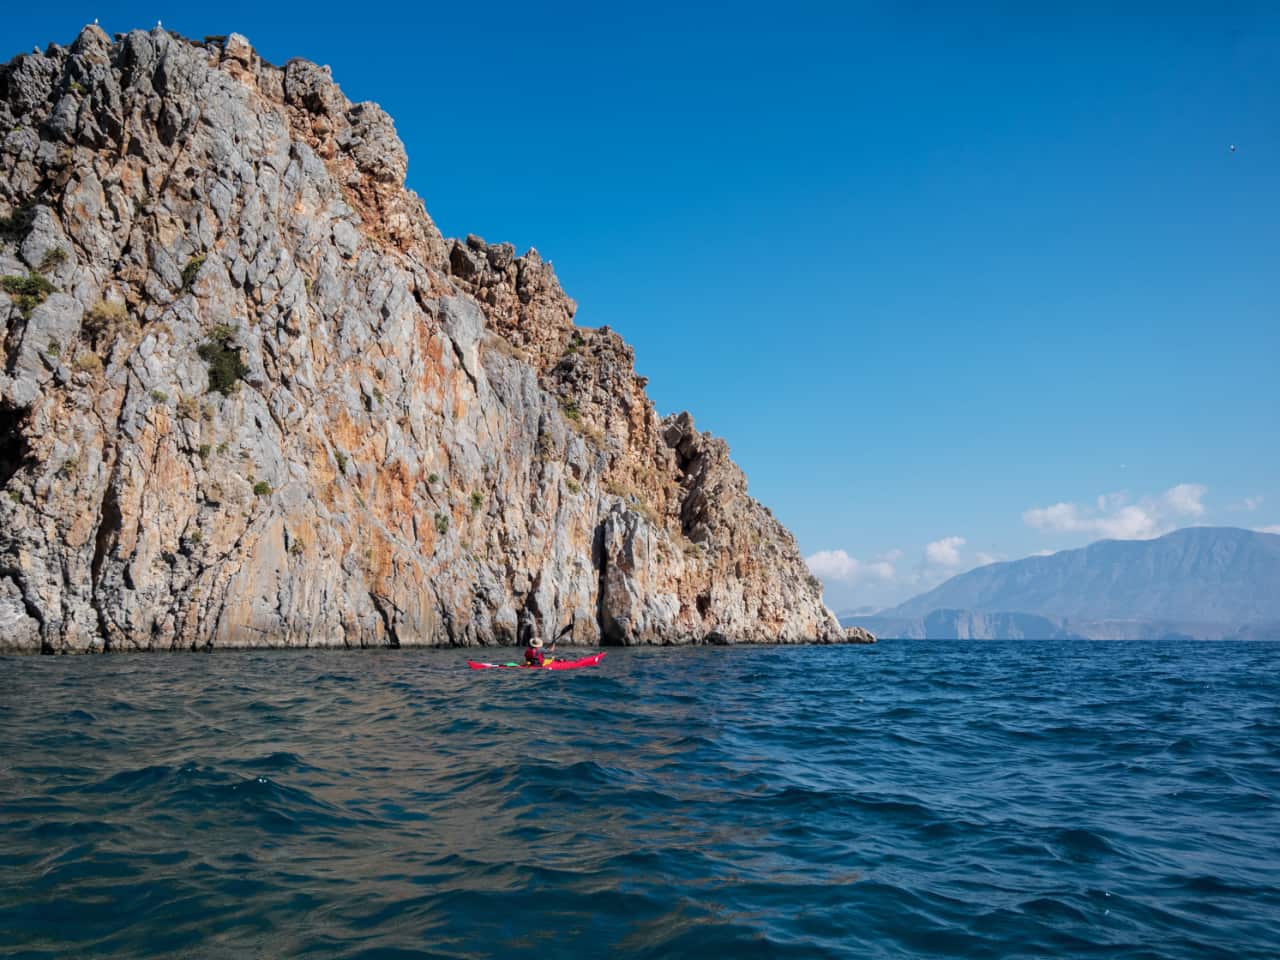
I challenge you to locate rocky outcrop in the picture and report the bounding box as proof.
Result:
[843,625,876,644]
[0,27,843,652]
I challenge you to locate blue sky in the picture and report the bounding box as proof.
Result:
[8,2,1278,610]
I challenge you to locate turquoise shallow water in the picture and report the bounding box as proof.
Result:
[2,640,1278,958]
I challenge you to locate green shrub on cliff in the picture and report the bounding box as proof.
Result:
[197,325,249,395]
[181,255,206,290]
[2,273,55,318]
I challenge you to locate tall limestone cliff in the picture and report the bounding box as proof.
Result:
[0,27,843,652]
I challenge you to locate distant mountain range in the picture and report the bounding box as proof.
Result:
[844,527,1280,640]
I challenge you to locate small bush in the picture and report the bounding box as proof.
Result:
[8,490,22,505]
[197,443,211,458]
[560,399,581,423]
[72,353,103,374]
[2,273,55,318]
[83,300,136,343]
[38,247,67,273]
[426,473,439,485]
[562,331,585,356]
[197,325,248,396]
[150,389,169,403]
[68,81,87,94]
[252,481,272,497]
[469,490,484,513]
[335,451,348,473]
[58,456,79,479]
[188,529,203,544]
[176,395,199,420]
[181,255,206,290]
[566,478,580,494]
[289,539,304,557]
[46,340,61,357]
[434,512,449,535]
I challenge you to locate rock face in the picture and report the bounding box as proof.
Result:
[0,28,844,652]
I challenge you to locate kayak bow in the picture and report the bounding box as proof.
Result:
[467,652,607,671]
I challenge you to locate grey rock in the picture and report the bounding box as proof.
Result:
[0,28,844,653]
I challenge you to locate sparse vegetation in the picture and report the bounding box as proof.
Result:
[566,478,580,494]
[46,340,61,357]
[68,81,86,94]
[58,456,79,479]
[181,255,206,290]
[426,473,439,485]
[253,480,272,497]
[335,451,348,473]
[2,273,55,318]
[562,330,585,356]
[197,444,212,459]
[289,539,304,557]
[434,512,449,535]
[197,324,248,395]
[38,247,67,273]
[188,530,203,545]
[8,490,22,505]
[176,395,199,420]
[150,389,169,403]
[470,490,484,514]
[560,398,582,423]
[83,300,136,343]
[72,353,103,374]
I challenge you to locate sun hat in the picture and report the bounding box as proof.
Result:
[530,638,544,649]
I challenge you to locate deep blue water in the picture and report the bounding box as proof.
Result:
[2,641,1278,959]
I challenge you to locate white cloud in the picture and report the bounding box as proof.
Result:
[1233,496,1264,512]
[924,536,965,568]
[973,551,1000,567]
[1024,484,1208,541]
[805,549,897,585]
[1163,483,1206,517]
[1256,524,1280,535]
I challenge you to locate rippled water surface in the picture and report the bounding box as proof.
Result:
[3,641,1279,958]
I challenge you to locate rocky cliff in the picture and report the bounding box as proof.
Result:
[0,27,844,652]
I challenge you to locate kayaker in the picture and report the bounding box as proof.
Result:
[523,636,555,667]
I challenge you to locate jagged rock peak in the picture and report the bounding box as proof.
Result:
[0,29,846,652]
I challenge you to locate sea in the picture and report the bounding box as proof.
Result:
[2,640,1277,959]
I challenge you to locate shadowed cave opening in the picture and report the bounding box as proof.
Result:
[0,407,30,489]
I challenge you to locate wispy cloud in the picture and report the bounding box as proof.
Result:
[1023,484,1208,540]
[805,549,897,584]
[1256,524,1280,535]
[1232,495,1264,512]
[924,536,965,568]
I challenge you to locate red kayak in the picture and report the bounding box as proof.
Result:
[467,652,607,671]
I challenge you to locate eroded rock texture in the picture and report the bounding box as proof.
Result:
[0,27,844,652]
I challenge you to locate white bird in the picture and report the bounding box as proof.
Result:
[93,17,99,24]
[1229,144,1237,152]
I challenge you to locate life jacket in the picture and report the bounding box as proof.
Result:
[524,646,544,667]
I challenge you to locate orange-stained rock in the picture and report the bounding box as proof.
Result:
[0,27,845,652]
